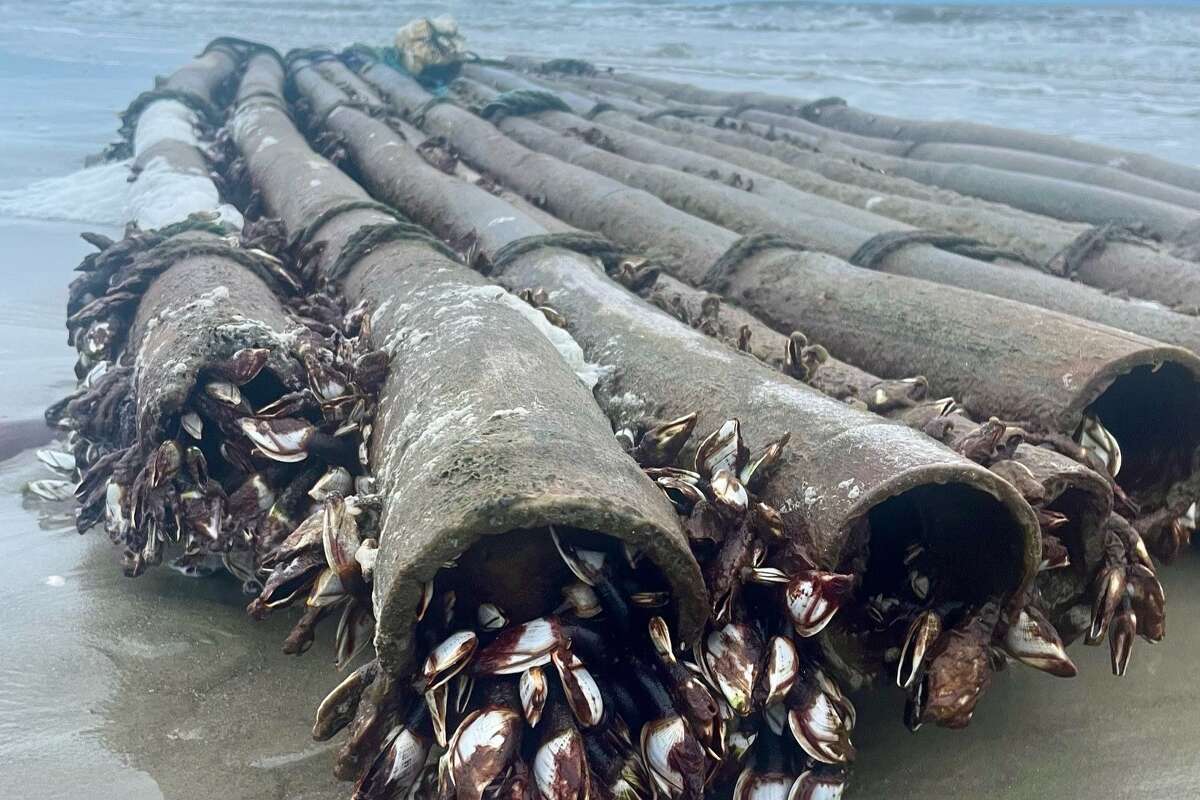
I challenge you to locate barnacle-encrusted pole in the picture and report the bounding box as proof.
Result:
[229,51,714,793]
[233,48,707,659]
[588,69,1200,222]
[643,276,1163,666]
[64,43,245,373]
[636,274,1114,606]
[606,239,1136,666]
[453,73,1200,353]
[49,40,346,586]
[298,54,1051,760]
[489,64,1200,312]
[356,54,1200,555]
[100,38,251,162]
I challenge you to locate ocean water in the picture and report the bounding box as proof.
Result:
[2,2,1200,799]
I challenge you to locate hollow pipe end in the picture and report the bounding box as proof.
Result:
[371,490,707,677]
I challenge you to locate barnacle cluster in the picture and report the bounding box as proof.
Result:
[284,414,856,800]
[48,221,387,615]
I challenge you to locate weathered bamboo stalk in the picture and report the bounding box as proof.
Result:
[896,141,1200,212]
[496,65,1200,313]
[631,229,1118,646]
[67,45,245,363]
[455,74,1200,347]
[615,119,1200,312]
[718,103,1200,215]
[598,68,1200,198]
[634,271,1115,645]
[357,56,1200,549]
[52,41,337,589]
[653,102,1200,242]
[99,38,253,162]
[231,50,706,677]
[533,65,1200,242]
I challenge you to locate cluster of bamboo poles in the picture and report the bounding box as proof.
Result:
[45,36,1200,800]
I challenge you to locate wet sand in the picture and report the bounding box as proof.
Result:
[7,417,1200,799]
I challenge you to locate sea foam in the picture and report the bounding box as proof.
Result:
[0,160,131,226]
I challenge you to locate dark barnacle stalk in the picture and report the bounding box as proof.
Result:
[305,528,715,799]
[227,49,710,799]
[625,416,859,796]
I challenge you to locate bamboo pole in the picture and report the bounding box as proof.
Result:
[633,272,1115,645]
[713,101,1200,213]
[494,65,1200,313]
[457,73,1200,329]
[52,41,334,591]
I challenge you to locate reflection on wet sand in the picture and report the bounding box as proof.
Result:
[0,418,56,462]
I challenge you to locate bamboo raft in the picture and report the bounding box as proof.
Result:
[37,27,1200,800]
